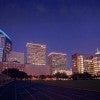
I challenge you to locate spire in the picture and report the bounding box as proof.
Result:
[95,48,100,55]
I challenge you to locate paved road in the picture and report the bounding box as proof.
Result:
[0,80,100,100]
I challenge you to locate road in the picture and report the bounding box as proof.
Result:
[0,80,100,100]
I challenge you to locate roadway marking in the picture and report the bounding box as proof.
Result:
[44,85,88,99]
[23,87,36,100]
[31,87,55,100]
[33,87,73,100]
[15,83,17,100]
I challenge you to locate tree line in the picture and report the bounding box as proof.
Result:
[2,68,100,80]
[2,68,28,80]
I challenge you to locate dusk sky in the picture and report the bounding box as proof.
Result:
[0,0,100,68]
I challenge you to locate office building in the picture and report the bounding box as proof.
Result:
[0,29,12,61]
[7,51,24,64]
[84,55,94,75]
[26,43,46,65]
[48,52,67,74]
[72,53,96,75]
[93,49,100,75]
[0,61,24,73]
[72,54,84,74]
[0,48,3,61]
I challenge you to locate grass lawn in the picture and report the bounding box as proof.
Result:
[33,80,100,91]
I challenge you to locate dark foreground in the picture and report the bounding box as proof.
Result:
[0,80,100,100]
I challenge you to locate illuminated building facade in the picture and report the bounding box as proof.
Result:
[72,53,97,75]
[84,55,94,75]
[7,51,24,64]
[0,29,12,61]
[0,48,3,61]
[72,54,84,74]
[0,61,24,73]
[93,49,100,75]
[48,52,67,74]
[25,64,50,76]
[65,69,72,76]
[26,43,46,65]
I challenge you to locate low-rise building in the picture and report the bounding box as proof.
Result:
[7,51,24,64]
[0,61,24,73]
[24,64,50,76]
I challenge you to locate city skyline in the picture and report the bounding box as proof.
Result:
[0,29,99,76]
[0,0,100,68]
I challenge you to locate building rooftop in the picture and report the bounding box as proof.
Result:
[48,52,67,56]
[26,43,46,48]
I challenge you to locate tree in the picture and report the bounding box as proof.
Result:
[18,71,28,80]
[71,73,79,80]
[28,75,33,80]
[2,68,19,79]
[82,72,92,80]
[39,75,46,80]
[71,72,93,80]
[2,68,28,80]
[53,72,68,80]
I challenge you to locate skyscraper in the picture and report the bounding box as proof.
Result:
[72,54,84,74]
[93,49,100,75]
[84,55,94,75]
[0,29,12,61]
[72,53,95,75]
[26,43,46,65]
[48,52,67,74]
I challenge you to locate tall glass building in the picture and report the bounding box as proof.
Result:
[0,29,12,61]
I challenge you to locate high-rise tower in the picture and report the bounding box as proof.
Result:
[48,52,67,74]
[0,29,12,61]
[72,53,94,75]
[93,48,100,75]
[26,43,46,65]
[72,53,84,74]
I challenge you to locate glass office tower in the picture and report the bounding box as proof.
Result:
[0,29,12,61]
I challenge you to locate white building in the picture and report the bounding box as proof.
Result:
[48,52,67,74]
[26,43,46,65]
